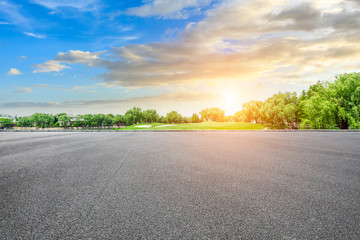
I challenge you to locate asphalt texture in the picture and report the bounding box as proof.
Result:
[0,132,359,239]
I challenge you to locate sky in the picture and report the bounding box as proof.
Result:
[1,0,360,116]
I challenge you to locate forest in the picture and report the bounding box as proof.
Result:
[1,73,360,129]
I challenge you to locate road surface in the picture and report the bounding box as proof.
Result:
[1,132,359,239]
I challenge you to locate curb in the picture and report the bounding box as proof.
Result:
[1,129,360,133]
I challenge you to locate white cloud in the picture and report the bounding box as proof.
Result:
[125,0,212,19]
[31,0,99,11]
[0,1,30,27]
[32,60,70,73]
[12,83,98,94]
[54,50,105,66]
[34,0,360,88]
[24,32,46,39]
[15,87,32,93]
[4,91,217,107]
[8,68,22,75]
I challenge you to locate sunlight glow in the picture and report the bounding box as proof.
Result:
[225,93,236,105]
[222,92,241,115]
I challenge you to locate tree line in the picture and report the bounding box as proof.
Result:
[234,73,360,129]
[2,73,360,129]
[12,107,225,128]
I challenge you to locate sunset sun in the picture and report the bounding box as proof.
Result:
[221,92,240,115]
[225,93,236,105]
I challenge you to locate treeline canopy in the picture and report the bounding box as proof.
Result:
[235,72,360,129]
[9,73,360,129]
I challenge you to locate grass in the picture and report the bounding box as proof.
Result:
[116,122,268,130]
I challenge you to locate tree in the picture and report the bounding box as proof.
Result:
[92,114,106,126]
[17,116,32,127]
[199,108,226,122]
[209,108,226,122]
[143,109,159,123]
[165,111,183,123]
[58,114,71,126]
[241,101,264,123]
[79,114,93,127]
[103,114,113,126]
[191,113,201,123]
[299,92,337,129]
[233,111,246,122]
[329,73,360,129]
[299,73,360,129]
[200,108,211,121]
[262,92,299,127]
[124,107,143,125]
[158,116,166,123]
[0,118,14,128]
[30,113,55,127]
[112,115,125,126]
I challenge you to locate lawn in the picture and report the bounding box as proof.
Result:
[117,122,268,130]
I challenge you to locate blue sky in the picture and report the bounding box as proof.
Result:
[1,0,360,116]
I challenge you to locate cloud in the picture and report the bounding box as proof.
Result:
[0,1,30,28]
[32,60,70,73]
[14,87,32,93]
[13,85,53,93]
[32,50,104,73]
[24,32,46,39]
[13,83,98,93]
[31,83,64,89]
[3,91,217,108]
[34,0,360,88]
[2,101,59,107]
[31,0,99,11]
[8,68,22,75]
[64,91,218,106]
[267,2,322,31]
[54,50,105,66]
[347,0,360,6]
[124,0,212,19]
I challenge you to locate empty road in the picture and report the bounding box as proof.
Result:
[1,132,359,239]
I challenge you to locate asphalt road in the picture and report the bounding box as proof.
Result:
[1,132,359,239]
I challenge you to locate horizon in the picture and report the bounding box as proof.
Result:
[2,0,360,116]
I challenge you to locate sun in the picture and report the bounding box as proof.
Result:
[221,92,241,115]
[225,93,236,105]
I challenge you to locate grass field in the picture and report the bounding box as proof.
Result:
[117,122,268,130]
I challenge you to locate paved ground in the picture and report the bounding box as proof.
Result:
[0,132,359,239]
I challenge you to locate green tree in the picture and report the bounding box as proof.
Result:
[30,113,55,127]
[199,108,211,121]
[299,92,337,129]
[262,92,299,127]
[124,107,143,125]
[143,109,159,123]
[16,116,32,127]
[79,114,93,127]
[241,101,264,123]
[233,111,246,122]
[58,114,71,127]
[329,73,360,129]
[103,114,113,126]
[158,116,166,123]
[112,114,125,126]
[199,108,226,122]
[165,111,183,123]
[191,113,201,123]
[0,118,14,128]
[209,108,226,122]
[299,73,360,129]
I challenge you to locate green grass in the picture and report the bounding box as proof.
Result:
[116,122,268,130]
